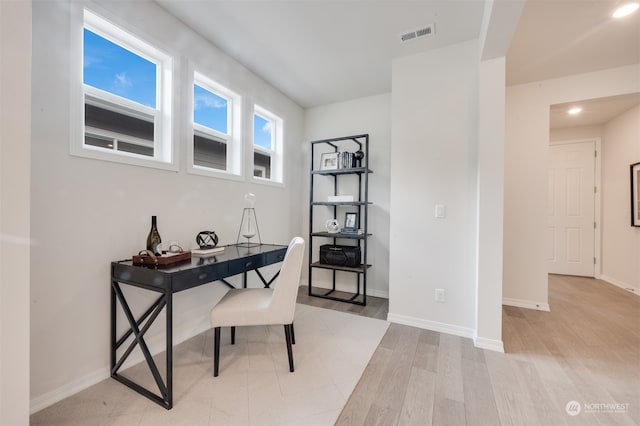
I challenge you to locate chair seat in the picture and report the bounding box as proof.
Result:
[210,288,275,327]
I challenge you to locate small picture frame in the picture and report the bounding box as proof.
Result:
[320,152,339,170]
[631,162,640,227]
[344,212,358,230]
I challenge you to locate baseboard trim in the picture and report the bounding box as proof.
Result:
[502,297,550,312]
[30,319,212,414]
[474,336,504,353]
[30,366,109,414]
[600,275,639,295]
[386,313,475,339]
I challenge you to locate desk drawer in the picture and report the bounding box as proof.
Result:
[228,254,266,276]
[265,249,286,264]
[172,262,228,292]
[112,264,170,290]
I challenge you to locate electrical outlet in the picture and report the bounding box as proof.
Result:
[435,288,445,303]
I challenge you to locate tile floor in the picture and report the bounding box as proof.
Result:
[30,303,389,426]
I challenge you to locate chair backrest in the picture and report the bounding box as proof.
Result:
[269,237,305,324]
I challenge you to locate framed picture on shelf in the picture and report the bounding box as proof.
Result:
[631,162,640,227]
[320,152,339,170]
[344,212,358,230]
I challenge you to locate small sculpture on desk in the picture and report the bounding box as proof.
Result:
[196,231,219,249]
[236,193,261,247]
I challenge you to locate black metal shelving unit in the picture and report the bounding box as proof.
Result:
[308,134,372,305]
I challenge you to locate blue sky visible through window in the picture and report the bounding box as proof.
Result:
[193,85,228,134]
[83,28,156,108]
[254,114,272,149]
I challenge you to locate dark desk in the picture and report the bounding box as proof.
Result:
[110,244,287,409]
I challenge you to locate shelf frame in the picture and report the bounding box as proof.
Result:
[308,134,371,306]
[310,232,371,240]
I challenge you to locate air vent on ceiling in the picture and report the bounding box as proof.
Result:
[400,24,435,43]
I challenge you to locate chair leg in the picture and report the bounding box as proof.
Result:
[284,324,294,373]
[213,327,220,377]
[291,322,295,345]
[231,326,235,345]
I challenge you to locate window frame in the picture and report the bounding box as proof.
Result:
[71,7,176,171]
[188,70,243,180]
[252,104,284,185]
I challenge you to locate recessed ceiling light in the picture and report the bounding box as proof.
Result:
[612,2,639,18]
[568,107,582,115]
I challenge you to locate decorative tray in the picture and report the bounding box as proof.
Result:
[132,250,191,266]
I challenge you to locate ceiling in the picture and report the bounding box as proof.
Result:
[550,92,640,129]
[156,0,486,108]
[156,0,640,111]
[507,0,640,86]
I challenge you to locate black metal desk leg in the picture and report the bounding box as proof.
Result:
[255,269,280,288]
[110,280,116,375]
[111,282,170,409]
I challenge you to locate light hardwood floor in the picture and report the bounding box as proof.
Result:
[296,288,389,320]
[299,276,640,426]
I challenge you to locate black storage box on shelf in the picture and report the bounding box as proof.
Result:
[319,244,361,267]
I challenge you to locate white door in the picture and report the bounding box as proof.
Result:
[547,141,595,276]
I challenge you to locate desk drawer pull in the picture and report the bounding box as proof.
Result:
[245,261,253,268]
[198,273,208,280]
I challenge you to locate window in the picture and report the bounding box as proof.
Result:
[75,9,173,167]
[253,105,283,183]
[190,72,241,177]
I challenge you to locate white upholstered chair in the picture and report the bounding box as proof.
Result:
[209,237,305,377]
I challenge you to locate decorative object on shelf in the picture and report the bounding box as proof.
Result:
[632,162,640,227]
[146,215,162,256]
[344,212,358,230]
[196,230,219,249]
[236,193,262,247]
[320,152,339,170]
[319,244,361,267]
[354,150,365,167]
[325,219,340,233]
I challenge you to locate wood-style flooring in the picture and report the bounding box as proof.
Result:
[297,288,389,321]
[299,275,640,426]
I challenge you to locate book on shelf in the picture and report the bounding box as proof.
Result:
[328,195,354,202]
[340,229,363,235]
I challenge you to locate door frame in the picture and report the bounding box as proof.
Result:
[549,138,602,278]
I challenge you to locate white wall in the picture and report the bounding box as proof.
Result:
[505,65,640,309]
[30,0,304,411]
[475,57,506,352]
[601,105,640,291]
[303,93,391,298]
[550,125,603,142]
[389,40,480,337]
[1,1,32,424]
